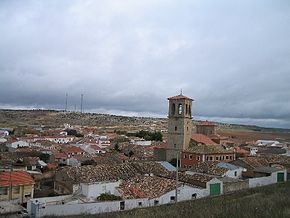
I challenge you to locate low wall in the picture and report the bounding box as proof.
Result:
[32,199,148,218]
[223,180,249,193]
[249,176,275,188]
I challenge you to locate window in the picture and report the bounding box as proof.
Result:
[234,171,237,177]
[13,186,20,194]
[189,105,191,116]
[25,193,31,198]
[189,154,192,160]
[154,200,159,205]
[138,202,142,206]
[216,156,219,161]
[210,156,213,161]
[0,187,8,195]
[226,156,229,160]
[171,103,176,115]
[175,126,177,131]
[178,104,183,115]
[186,104,188,114]
[229,156,232,160]
[174,144,177,148]
[170,196,175,202]
[184,154,187,159]
[192,193,197,199]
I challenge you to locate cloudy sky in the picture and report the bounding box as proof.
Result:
[0,0,290,128]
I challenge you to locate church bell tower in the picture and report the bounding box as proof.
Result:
[166,93,193,161]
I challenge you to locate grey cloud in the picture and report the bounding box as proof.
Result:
[0,0,290,128]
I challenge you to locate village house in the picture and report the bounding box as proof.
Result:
[0,171,35,204]
[62,146,85,158]
[27,161,224,217]
[7,140,30,149]
[24,136,74,144]
[186,161,245,179]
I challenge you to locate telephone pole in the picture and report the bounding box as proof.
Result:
[80,94,84,113]
[65,93,68,112]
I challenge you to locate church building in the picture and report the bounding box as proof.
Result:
[155,93,235,167]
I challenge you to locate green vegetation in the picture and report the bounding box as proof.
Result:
[66,129,84,137]
[81,159,96,166]
[96,193,122,201]
[127,130,163,141]
[62,182,290,218]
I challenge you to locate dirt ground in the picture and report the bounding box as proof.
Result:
[219,131,290,144]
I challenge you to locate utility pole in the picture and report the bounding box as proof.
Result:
[80,94,84,113]
[175,150,179,203]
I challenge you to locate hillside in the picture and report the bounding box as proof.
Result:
[61,182,290,218]
[1,109,289,133]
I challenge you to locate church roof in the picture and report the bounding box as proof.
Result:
[196,121,217,126]
[167,94,193,101]
[191,133,217,145]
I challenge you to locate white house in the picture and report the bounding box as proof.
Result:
[216,162,245,179]
[248,167,287,188]
[8,140,30,149]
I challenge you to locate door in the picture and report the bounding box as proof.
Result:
[120,201,125,210]
[210,183,221,196]
[277,172,284,182]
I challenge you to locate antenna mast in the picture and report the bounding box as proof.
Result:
[80,94,84,113]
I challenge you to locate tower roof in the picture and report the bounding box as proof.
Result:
[167,94,193,101]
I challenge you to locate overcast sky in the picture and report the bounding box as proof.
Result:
[0,0,290,128]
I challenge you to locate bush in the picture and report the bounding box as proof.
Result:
[127,130,162,141]
[97,193,122,201]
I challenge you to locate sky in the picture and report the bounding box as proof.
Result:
[0,0,290,128]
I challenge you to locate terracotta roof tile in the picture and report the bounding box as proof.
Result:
[0,171,34,187]
[192,133,217,145]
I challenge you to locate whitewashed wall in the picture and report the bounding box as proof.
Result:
[28,185,209,217]
[28,197,149,218]
[80,181,121,199]
[249,170,287,188]
[224,168,244,179]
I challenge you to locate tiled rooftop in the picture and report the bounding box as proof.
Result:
[186,143,232,154]
[59,163,139,183]
[0,171,34,187]
[118,175,176,199]
[191,134,217,145]
[188,161,228,176]
[167,94,193,101]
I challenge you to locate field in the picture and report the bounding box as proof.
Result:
[60,182,290,218]
[219,131,290,144]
